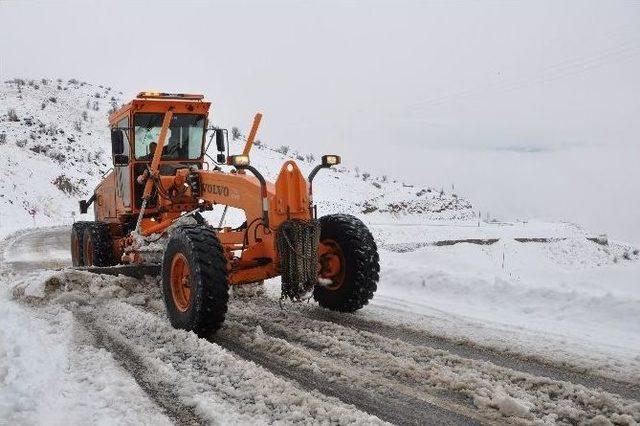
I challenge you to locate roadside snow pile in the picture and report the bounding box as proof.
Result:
[0,79,119,235]
[372,234,640,383]
[0,266,172,425]
[546,238,639,266]
[10,269,160,308]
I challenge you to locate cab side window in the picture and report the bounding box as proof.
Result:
[117,116,130,155]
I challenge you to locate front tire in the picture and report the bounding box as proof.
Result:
[314,214,380,312]
[162,225,229,336]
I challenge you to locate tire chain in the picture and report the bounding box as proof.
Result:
[276,219,321,301]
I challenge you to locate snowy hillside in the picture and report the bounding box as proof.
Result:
[0,78,472,235]
[0,78,119,234]
[237,141,473,221]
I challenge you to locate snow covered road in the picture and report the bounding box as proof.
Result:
[1,227,639,425]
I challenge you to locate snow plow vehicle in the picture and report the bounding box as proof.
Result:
[71,92,380,335]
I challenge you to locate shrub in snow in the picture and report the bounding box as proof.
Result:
[232,127,241,141]
[82,110,88,121]
[296,154,305,161]
[68,78,79,84]
[52,175,83,195]
[15,139,27,148]
[306,154,315,163]
[47,150,66,163]
[94,92,101,98]
[41,78,48,85]
[7,108,19,122]
[41,102,46,110]
[277,145,290,155]
[48,96,57,103]
[0,133,6,144]
[73,120,82,132]
[45,124,57,136]
[108,98,119,114]
[92,101,99,111]
[254,139,261,146]
[362,172,370,181]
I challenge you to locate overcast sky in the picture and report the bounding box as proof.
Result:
[1,0,639,241]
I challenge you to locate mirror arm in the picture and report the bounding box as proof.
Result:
[236,164,269,228]
[308,164,328,195]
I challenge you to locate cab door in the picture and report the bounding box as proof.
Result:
[114,116,132,210]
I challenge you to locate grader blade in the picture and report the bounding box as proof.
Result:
[76,264,161,279]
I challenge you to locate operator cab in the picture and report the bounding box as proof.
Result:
[107,92,212,212]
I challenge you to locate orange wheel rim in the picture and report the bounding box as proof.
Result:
[319,239,345,290]
[72,233,80,263]
[85,237,94,266]
[170,253,192,312]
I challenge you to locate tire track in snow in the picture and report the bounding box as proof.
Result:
[73,310,205,425]
[136,300,482,424]
[72,300,387,425]
[213,323,484,426]
[222,299,640,424]
[248,297,640,400]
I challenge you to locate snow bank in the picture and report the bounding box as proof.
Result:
[370,232,640,383]
[0,288,171,425]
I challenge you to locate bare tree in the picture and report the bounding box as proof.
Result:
[231,127,242,141]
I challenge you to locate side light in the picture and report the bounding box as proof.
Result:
[136,92,205,100]
[322,155,341,167]
[229,155,250,167]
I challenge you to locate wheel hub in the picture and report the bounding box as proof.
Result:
[170,253,192,312]
[319,239,345,290]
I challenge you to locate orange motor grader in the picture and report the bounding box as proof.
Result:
[71,92,380,335]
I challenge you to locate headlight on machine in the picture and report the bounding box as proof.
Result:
[322,155,341,166]
[229,155,250,167]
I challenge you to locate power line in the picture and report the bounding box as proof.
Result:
[412,37,640,110]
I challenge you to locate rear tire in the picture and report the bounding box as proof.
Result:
[314,214,380,312]
[83,222,115,267]
[162,225,229,336]
[71,221,93,266]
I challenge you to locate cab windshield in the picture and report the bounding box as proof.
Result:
[134,113,205,160]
